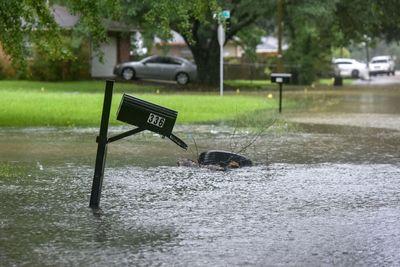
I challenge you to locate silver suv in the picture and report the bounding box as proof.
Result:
[369,55,396,76]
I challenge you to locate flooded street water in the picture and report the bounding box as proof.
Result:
[1,87,400,266]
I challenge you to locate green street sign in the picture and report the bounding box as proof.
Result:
[221,10,230,19]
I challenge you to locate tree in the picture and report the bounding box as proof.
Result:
[119,0,400,85]
[0,0,117,74]
[122,0,275,85]
[334,0,400,43]
[283,0,400,84]
[283,0,340,84]
[0,1,61,71]
[2,1,273,84]
[2,0,400,84]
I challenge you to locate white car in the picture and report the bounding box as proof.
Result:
[333,58,369,79]
[369,55,396,76]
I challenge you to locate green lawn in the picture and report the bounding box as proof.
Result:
[0,80,281,127]
[317,78,353,86]
[0,80,159,93]
[225,80,272,89]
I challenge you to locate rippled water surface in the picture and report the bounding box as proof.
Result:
[1,125,399,266]
[1,88,400,266]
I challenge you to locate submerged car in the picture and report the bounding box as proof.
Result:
[113,55,197,85]
[333,58,369,80]
[369,55,396,76]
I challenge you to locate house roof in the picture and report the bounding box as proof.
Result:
[154,31,288,53]
[51,5,79,29]
[256,36,288,54]
[154,31,186,45]
[50,5,137,32]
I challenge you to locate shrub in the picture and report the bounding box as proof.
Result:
[284,28,332,85]
[28,36,90,81]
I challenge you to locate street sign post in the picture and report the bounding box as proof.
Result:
[216,10,229,97]
[221,10,230,18]
[218,24,225,96]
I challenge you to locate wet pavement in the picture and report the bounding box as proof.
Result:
[1,87,400,266]
[285,85,400,131]
[354,71,400,86]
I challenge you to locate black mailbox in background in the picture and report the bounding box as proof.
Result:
[271,73,292,84]
[270,73,292,113]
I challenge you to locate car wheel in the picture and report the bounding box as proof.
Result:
[176,72,189,85]
[122,68,135,80]
[351,69,359,78]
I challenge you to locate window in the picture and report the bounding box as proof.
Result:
[166,57,182,65]
[336,61,352,65]
[144,57,163,64]
[372,60,388,64]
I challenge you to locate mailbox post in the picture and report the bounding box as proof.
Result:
[89,80,187,209]
[89,80,113,208]
[271,73,291,113]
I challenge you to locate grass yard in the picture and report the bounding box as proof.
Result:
[317,78,353,86]
[0,80,159,93]
[225,80,272,89]
[0,80,282,127]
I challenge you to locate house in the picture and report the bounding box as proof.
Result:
[256,36,288,57]
[0,5,135,79]
[152,31,193,59]
[151,31,244,59]
[51,5,136,78]
[151,31,287,60]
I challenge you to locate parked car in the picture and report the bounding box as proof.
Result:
[333,58,369,80]
[369,55,396,76]
[113,55,197,85]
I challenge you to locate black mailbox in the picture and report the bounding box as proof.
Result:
[117,94,177,137]
[90,81,188,209]
[270,73,291,113]
[271,73,292,84]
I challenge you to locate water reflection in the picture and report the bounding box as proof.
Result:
[0,124,399,167]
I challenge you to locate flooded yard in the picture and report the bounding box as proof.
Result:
[1,87,400,266]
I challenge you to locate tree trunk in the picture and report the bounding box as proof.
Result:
[333,75,343,86]
[183,23,221,86]
[191,45,220,85]
[177,9,260,86]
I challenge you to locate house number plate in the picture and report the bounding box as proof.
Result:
[147,113,165,128]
